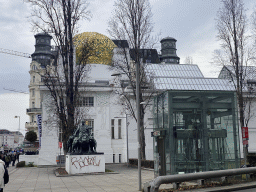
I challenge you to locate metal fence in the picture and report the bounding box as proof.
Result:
[144,167,256,192]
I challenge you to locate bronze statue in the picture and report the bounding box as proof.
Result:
[67,121,97,154]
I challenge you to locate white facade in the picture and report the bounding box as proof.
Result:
[39,64,154,165]
[0,130,24,151]
[2,134,14,149]
[37,90,59,165]
[25,60,43,135]
[218,66,256,154]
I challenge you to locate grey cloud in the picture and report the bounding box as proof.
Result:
[0,72,29,94]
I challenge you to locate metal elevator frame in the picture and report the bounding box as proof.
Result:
[153,90,240,177]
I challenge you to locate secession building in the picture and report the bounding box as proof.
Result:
[22,32,240,176]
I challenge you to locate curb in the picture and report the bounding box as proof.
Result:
[181,181,256,192]
[54,169,119,177]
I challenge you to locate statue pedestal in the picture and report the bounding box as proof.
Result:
[65,153,105,174]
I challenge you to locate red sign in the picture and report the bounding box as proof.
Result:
[242,127,249,139]
[243,140,248,145]
[59,142,62,148]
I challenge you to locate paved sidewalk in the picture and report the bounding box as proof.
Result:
[4,164,156,192]
[4,164,256,192]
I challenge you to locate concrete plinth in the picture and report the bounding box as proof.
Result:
[65,153,105,174]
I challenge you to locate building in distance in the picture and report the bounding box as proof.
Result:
[0,129,24,152]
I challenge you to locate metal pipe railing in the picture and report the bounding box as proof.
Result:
[148,167,256,192]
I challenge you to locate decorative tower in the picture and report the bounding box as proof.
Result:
[160,37,180,64]
[31,33,54,67]
[25,33,54,139]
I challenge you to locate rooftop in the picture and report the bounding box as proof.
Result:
[146,64,235,91]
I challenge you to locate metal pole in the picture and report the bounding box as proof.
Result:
[149,167,256,192]
[60,132,61,168]
[126,114,129,167]
[136,60,141,191]
[18,116,20,133]
[14,116,20,132]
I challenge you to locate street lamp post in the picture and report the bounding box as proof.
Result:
[14,116,20,132]
[136,61,142,191]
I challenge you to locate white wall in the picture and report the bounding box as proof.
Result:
[38,91,59,166]
[246,99,256,153]
[20,155,39,166]
[38,64,155,165]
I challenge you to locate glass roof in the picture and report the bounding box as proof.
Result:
[145,64,235,91]
[153,77,235,91]
[222,65,256,80]
[146,64,204,78]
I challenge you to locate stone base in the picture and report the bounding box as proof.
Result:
[20,155,39,166]
[65,154,105,174]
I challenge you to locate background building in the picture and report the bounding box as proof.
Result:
[219,65,256,155]
[25,33,57,137]
[0,129,24,152]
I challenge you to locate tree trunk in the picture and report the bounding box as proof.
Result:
[140,113,146,160]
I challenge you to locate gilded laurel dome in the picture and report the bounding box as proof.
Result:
[74,32,116,65]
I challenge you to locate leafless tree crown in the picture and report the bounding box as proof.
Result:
[108,0,154,49]
[215,0,256,165]
[26,0,92,153]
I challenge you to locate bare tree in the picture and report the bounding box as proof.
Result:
[108,0,155,160]
[215,0,256,165]
[184,56,193,64]
[25,0,92,153]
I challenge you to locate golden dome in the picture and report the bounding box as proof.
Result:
[74,32,116,65]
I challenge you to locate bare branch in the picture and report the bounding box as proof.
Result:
[26,0,91,153]
[107,0,156,160]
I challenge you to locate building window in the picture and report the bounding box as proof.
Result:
[32,102,35,108]
[111,119,115,139]
[32,115,34,122]
[113,154,115,163]
[85,119,94,136]
[32,65,37,70]
[33,76,35,83]
[78,97,94,107]
[118,119,122,139]
[119,154,121,163]
[31,89,35,97]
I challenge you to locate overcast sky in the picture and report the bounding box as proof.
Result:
[0,0,256,133]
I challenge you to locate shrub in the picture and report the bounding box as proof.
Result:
[16,161,25,167]
[25,131,37,143]
[129,158,154,169]
[27,162,34,167]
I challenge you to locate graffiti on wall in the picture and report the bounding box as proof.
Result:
[71,156,101,169]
